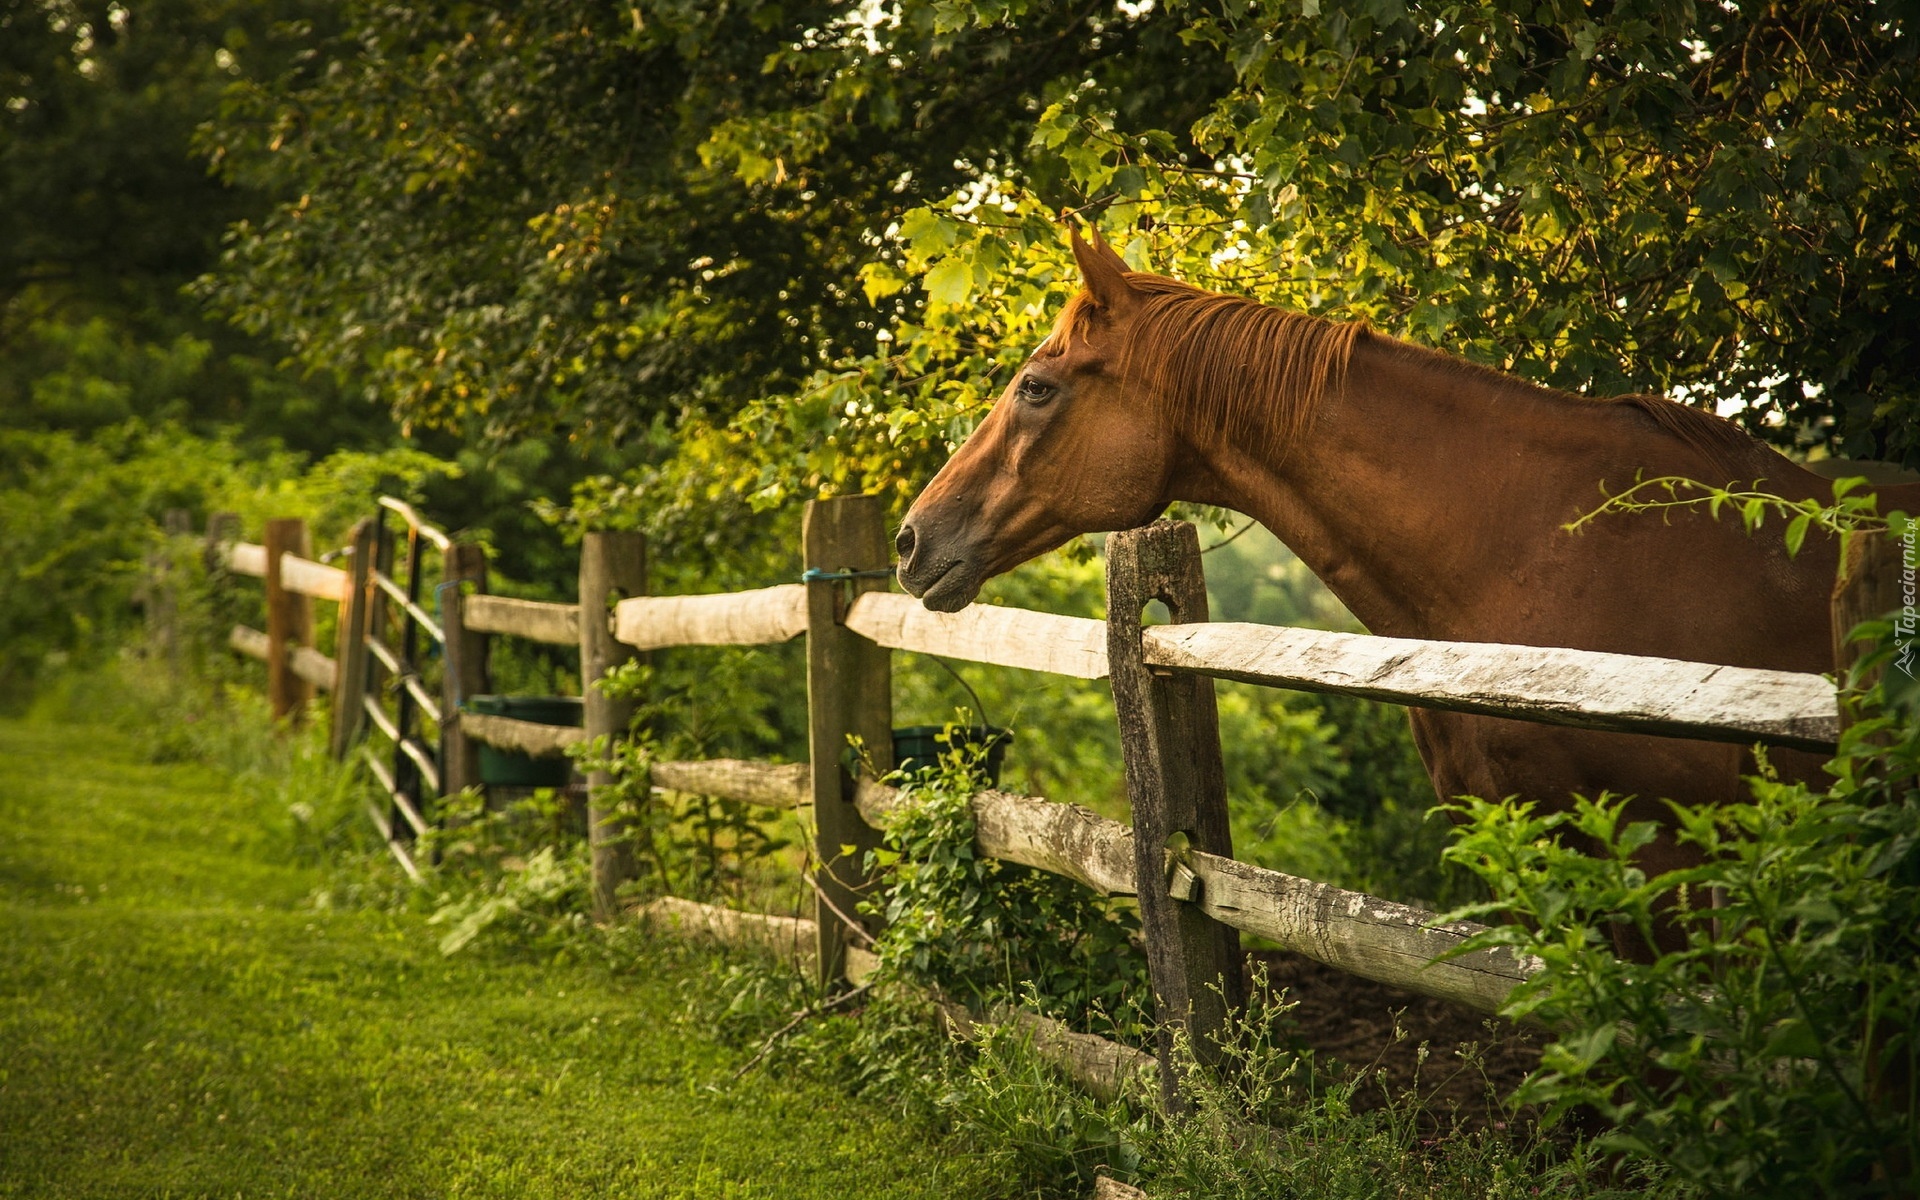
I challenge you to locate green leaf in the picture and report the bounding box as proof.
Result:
[899,208,960,257]
[1760,1019,1825,1060]
[1784,512,1812,557]
[923,259,973,309]
[860,262,909,306]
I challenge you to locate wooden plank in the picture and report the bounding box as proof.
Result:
[855,777,1537,1016]
[1142,623,1839,751]
[278,553,349,602]
[855,779,1136,897]
[463,594,579,645]
[365,516,397,822]
[440,543,490,797]
[938,1002,1155,1105]
[229,624,270,660]
[362,745,396,796]
[652,759,810,807]
[227,541,268,577]
[362,692,401,743]
[290,646,337,693]
[365,635,403,677]
[145,508,191,663]
[804,497,893,988]
[265,518,314,725]
[630,896,1146,1101]
[461,712,585,758]
[1833,530,1906,691]
[1107,520,1244,1109]
[635,896,817,969]
[398,737,441,797]
[400,672,441,725]
[330,519,376,760]
[845,591,1110,678]
[1187,850,1538,1015]
[386,837,422,882]
[611,585,808,650]
[376,496,451,551]
[364,793,392,842]
[582,531,646,920]
[373,571,445,644]
[362,744,432,837]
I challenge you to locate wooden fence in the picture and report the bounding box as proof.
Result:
[209,495,1865,1108]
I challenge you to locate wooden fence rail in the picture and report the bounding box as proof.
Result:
[611,584,808,650]
[226,541,351,602]
[1143,622,1839,752]
[845,591,1110,678]
[228,626,338,693]
[203,498,1871,1113]
[462,595,579,645]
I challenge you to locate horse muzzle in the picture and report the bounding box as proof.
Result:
[894,519,985,612]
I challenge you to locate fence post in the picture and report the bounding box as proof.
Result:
[1105,519,1245,1109]
[439,542,490,799]
[1832,529,1906,696]
[331,518,376,760]
[202,511,240,574]
[581,531,647,921]
[803,495,893,989]
[265,517,315,726]
[145,508,191,663]
[1832,527,1913,1182]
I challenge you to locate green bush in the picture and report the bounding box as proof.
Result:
[862,727,1152,1041]
[1442,628,1920,1194]
[0,417,456,704]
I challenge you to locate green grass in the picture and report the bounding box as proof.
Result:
[0,718,992,1198]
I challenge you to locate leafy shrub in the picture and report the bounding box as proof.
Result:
[1442,632,1920,1195]
[428,844,591,955]
[580,661,803,909]
[0,417,456,704]
[861,724,1152,1041]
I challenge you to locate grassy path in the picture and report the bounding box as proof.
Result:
[0,719,983,1198]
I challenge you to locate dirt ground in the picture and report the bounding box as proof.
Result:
[1248,950,1544,1129]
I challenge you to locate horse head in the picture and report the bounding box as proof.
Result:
[895,228,1179,611]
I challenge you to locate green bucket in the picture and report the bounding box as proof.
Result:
[892,725,1014,788]
[464,695,583,788]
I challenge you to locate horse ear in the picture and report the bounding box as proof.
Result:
[1069,224,1138,313]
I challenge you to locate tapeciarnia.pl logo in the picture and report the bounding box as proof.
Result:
[1898,524,1917,679]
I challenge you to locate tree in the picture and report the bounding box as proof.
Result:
[832,0,1920,471]
[0,0,384,454]
[196,1,1227,451]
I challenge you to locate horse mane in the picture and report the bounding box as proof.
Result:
[1605,393,1778,474]
[1039,273,1366,460]
[1400,340,1777,475]
[1042,271,1772,477]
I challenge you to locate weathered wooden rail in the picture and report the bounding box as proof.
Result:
[207,496,1864,1109]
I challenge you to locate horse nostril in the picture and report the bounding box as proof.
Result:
[895,523,916,565]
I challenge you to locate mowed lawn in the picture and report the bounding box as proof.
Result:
[0,719,984,1198]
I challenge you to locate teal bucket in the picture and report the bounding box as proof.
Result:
[463,695,583,788]
[891,725,1014,788]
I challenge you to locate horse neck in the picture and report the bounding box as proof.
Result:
[1174,334,1829,659]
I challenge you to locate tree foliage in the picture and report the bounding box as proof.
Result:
[205,0,1920,503]
[0,0,391,454]
[198,1,1224,448]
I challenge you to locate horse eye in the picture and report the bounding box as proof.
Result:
[1016,376,1055,404]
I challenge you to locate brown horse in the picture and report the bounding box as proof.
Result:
[897,229,1918,933]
